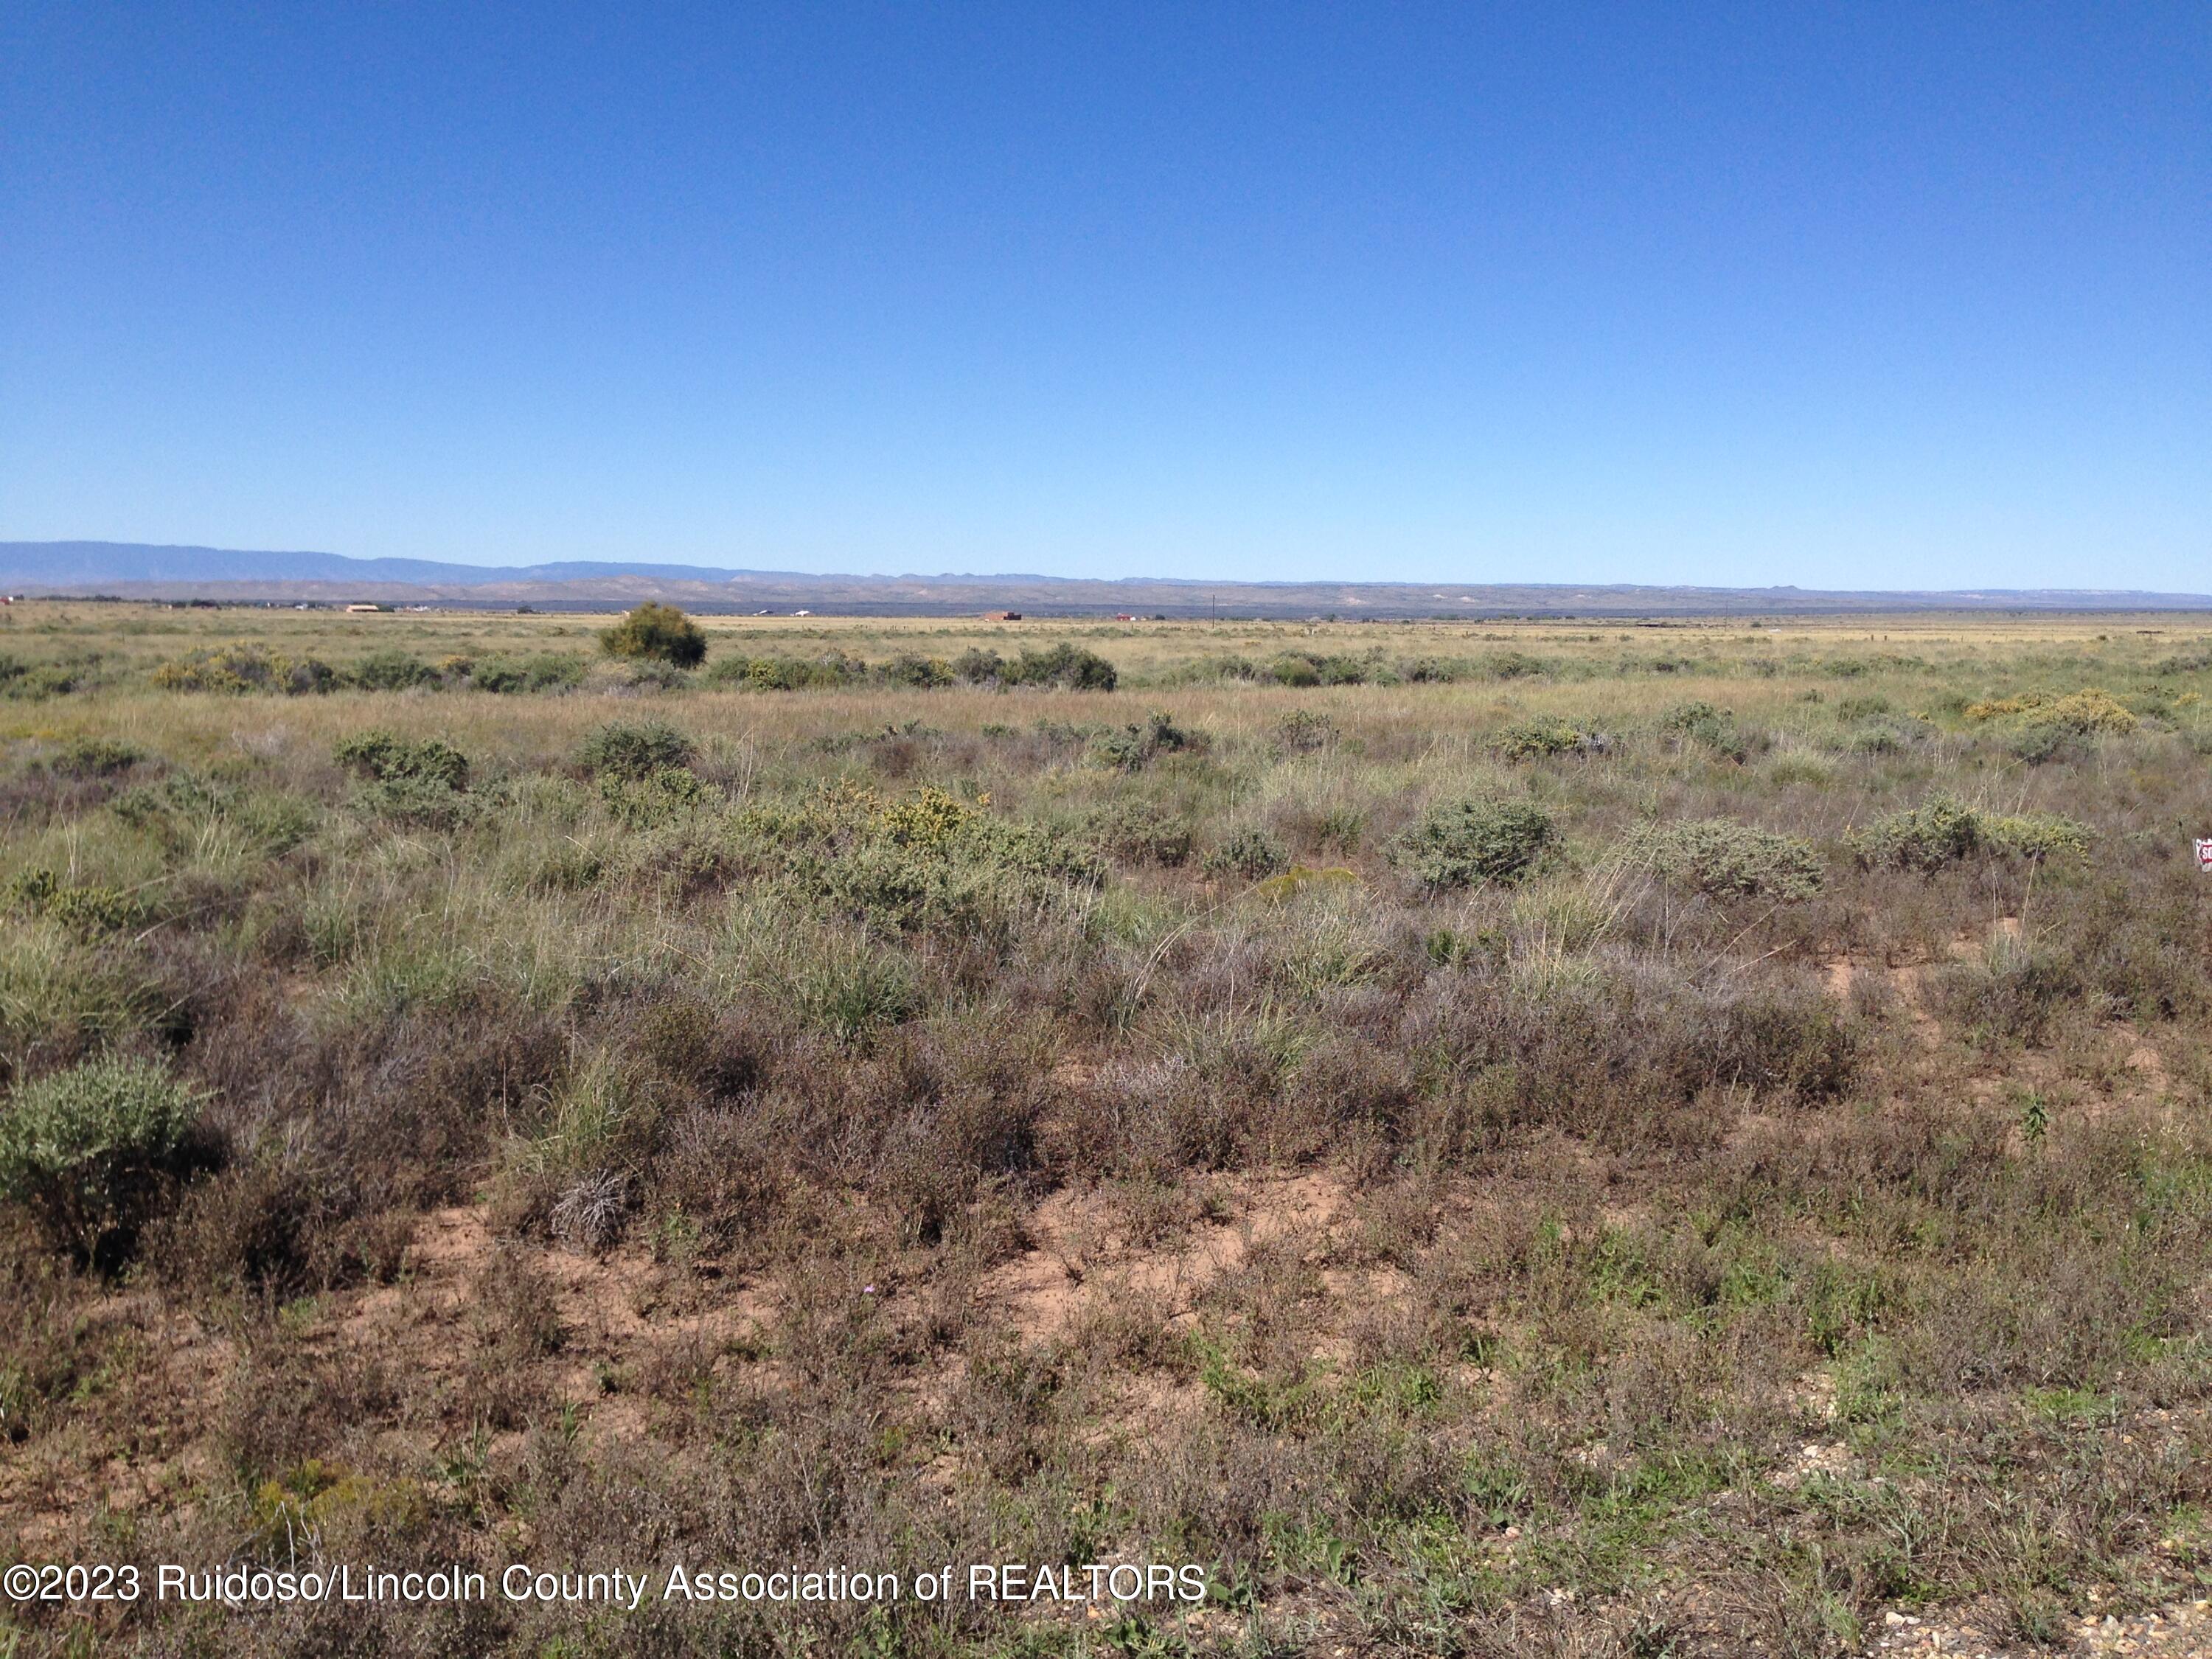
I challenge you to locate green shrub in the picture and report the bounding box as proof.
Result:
[1648,818,1824,901]
[2,869,60,914]
[794,810,1101,936]
[4,871,147,934]
[742,785,1102,936]
[350,650,439,691]
[1204,828,1290,881]
[1390,799,1554,889]
[877,653,953,689]
[617,658,692,690]
[702,653,866,690]
[580,720,695,779]
[1004,644,1118,691]
[599,602,707,668]
[1994,695,2116,763]
[1493,719,1591,760]
[599,765,706,829]
[150,643,333,695]
[472,653,585,693]
[0,1054,206,1265]
[1660,700,1747,760]
[1400,657,1470,684]
[1983,812,2093,860]
[1270,709,1336,754]
[1321,653,1389,685]
[1848,720,1919,755]
[1085,726,1152,772]
[1964,688,2138,735]
[1085,712,1200,772]
[1848,796,1980,870]
[0,654,82,700]
[333,731,470,790]
[333,731,473,827]
[960,815,1105,887]
[1082,800,1194,867]
[953,648,1005,684]
[44,737,142,778]
[2008,724,2074,766]
[1847,795,2091,871]
[1261,651,1386,686]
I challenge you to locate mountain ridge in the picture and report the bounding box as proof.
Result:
[7,541,2211,617]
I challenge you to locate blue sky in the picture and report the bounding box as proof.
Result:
[3,4,2205,586]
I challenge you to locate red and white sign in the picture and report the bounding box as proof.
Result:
[2196,838,2212,872]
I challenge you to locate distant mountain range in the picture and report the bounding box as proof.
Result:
[6,541,2211,618]
[0,542,773,588]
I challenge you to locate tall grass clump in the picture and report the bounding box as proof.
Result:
[0,922,169,1082]
[790,936,921,1046]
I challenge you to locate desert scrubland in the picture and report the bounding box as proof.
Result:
[6,603,2212,1656]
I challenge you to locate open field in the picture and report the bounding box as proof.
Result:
[9,605,2212,1656]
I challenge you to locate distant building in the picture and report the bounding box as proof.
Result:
[345,602,383,613]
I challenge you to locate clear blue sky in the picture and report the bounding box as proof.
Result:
[3,4,2205,586]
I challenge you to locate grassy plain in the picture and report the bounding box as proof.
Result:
[7,602,2212,1657]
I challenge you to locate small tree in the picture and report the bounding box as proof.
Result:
[599,603,707,669]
